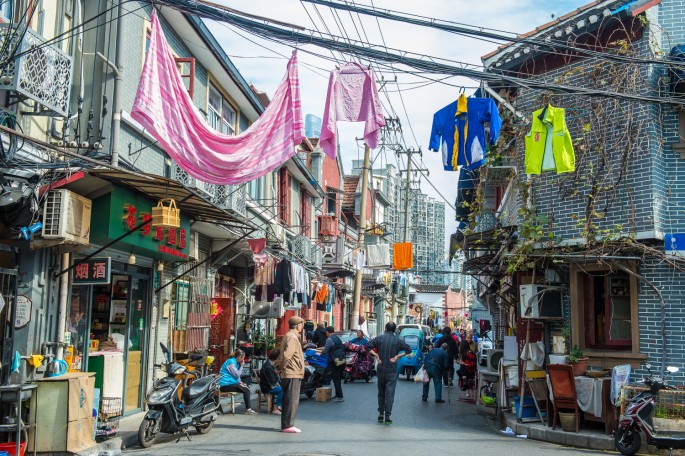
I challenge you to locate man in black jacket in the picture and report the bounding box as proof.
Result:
[259,349,283,414]
[311,322,328,348]
[437,327,458,387]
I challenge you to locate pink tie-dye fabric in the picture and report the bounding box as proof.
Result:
[320,63,386,158]
[131,11,305,185]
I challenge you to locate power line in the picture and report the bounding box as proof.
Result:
[155,0,685,107]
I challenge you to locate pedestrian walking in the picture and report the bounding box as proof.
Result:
[277,316,305,433]
[321,326,345,401]
[422,343,450,403]
[368,322,413,424]
[437,327,458,387]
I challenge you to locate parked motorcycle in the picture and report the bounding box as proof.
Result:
[615,363,684,456]
[138,343,221,448]
[302,349,330,399]
[343,342,375,383]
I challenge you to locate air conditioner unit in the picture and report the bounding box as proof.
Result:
[519,284,563,319]
[42,190,91,245]
[253,296,284,319]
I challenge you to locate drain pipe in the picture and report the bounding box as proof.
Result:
[110,0,125,166]
[56,253,70,360]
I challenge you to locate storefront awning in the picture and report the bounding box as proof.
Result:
[83,169,253,229]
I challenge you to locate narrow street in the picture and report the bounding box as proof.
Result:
[124,379,603,456]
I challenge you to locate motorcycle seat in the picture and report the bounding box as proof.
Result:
[183,376,214,401]
[653,433,685,450]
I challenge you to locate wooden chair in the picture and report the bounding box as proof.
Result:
[548,364,579,432]
[257,390,273,413]
[218,391,240,415]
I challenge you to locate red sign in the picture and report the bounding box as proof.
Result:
[73,257,112,285]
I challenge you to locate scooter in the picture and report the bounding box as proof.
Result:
[616,363,685,456]
[343,343,375,383]
[138,343,221,448]
[302,349,330,399]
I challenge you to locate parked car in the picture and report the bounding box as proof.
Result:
[478,331,494,367]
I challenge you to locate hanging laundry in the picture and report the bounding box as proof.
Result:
[131,11,305,185]
[247,238,267,254]
[320,63,385,158]
[525,104,575,174]
[354,248,367,270]
[274,259,293,297]
[429,93,502,171]
[255,256,276,285]
[367,244,390,268]
[393,242,413,270]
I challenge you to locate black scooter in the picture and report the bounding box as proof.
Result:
[616,363,684,456]
[138,343,221,448]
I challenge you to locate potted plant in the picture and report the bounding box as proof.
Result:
[253,334,276,357]
[566,346,589,376]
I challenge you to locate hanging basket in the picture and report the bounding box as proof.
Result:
[151,198,180,228]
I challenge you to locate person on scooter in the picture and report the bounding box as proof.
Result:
[457,345,477,395]
[259,349,283,415]
[219,349,258,415]
[349,330,369,346]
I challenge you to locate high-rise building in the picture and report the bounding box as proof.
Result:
[305,114,322,138]
[353,160,446,284]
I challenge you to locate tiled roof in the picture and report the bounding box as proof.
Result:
[342,175,359,209]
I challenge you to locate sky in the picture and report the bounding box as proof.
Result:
[204,0,589,253]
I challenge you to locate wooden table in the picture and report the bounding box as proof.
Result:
[576,376,615,434]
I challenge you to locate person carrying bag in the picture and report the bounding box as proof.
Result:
[422,343,450,403]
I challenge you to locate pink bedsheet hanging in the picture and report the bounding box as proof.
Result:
[131,11,305,185]
[320,63,385,159]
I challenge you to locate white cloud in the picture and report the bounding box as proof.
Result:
[204,0,588,251]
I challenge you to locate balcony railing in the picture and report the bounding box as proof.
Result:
[0,24,73,116]
[214,184,247,218]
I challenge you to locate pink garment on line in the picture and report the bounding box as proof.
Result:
[131,11,305,185]
[247,238,267,254]
[320,63,385,159]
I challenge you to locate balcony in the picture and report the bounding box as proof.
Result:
[173,163,216,200]
[292,234,312,264]
[318,215,338,238]
[214,184,247,218]
[0,24,73,116]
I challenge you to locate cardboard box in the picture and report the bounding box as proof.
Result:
[68,373,95,421]
[315,387,332,402]
[67,417,96,452]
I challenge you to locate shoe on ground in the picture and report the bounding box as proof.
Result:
[384,416,393,425]
[272,409,282,415]
[436,399,445,403]
[282,426,301,433]
[333,397,345,402]
[244,409,258,415]
[378,413,384,422]
[421,396,428,402]
[448,381,454,387]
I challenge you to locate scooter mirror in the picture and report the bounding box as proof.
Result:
[667,366,679,373]
[645,363,652,370]
[160,342,168,354]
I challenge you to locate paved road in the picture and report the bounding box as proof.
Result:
[123,377,607,456]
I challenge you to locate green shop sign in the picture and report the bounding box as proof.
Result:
[91,186,191,261]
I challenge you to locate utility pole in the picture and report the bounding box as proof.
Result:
[351,143,371,331]
[395,149,428,325]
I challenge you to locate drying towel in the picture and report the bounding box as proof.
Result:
[320,63,385,158]
[367,244,390,268]
[247,238,267,254]
[131,11,305,184]
[393,242,413,270]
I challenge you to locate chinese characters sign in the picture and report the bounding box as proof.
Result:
[73,257,112,285]
[90,186,191,262]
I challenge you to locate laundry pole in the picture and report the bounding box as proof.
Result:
[351,143,370,330]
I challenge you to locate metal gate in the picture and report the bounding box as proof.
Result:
[0,246,18,384]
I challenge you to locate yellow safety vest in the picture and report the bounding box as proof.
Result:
[525,104,575,174]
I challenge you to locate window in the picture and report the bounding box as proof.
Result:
[0,1,11,22]
[300,190,311,237]
[571,263,639,352]
[174,58,195,98]
[278,168,291,225]
[208,84,237,135]
[326,191,337,215]
[247,176,266,202]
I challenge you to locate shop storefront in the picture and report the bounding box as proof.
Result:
[67,185,190,414]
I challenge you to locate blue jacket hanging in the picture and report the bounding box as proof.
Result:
[428,94,502,171]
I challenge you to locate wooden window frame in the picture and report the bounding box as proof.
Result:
[278,168,291,225]
[570,262,640,355]
[174,57,195,98]
[300,189,311,237]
